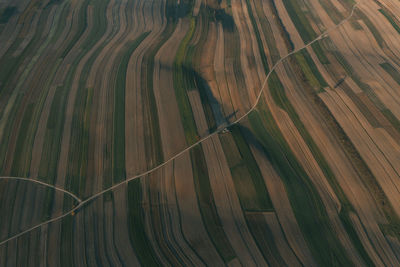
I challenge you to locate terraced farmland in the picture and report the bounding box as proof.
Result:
[1,0,400,265]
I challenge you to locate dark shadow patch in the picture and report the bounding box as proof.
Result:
[204,6,235,31]
[0,6,17,24]
[181,64,237,130]
[166,0,194,22]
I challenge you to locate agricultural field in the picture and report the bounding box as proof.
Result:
[0,0,400,265]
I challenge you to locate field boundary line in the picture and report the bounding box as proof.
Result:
[0,176,82,202]
[0,3,358,246]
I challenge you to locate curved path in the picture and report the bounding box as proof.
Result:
[0,176,82,203]
[0,3,358,247]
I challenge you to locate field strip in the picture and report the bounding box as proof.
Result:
[0,2,359,247]
[0,176,81,203]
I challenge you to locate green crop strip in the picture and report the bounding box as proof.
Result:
[127,179,162,266]
[191,145,236,263]
[0,6,17,24]
[244,0,269,73]
[60,0,90,58]
[328,40,400,135]
[318,0,343,24]
[66,87,93,197]
[112,32,150,184]
[38,85,69,184]
[248,102,354,266]
[141,24,178,167]
[10,57,62,177]
[281,0,317,43]
[0,4,67,173]
[81,0,110,51]
[294,49,328,90]
[379,9,400,34]
[246,213,288,266]
[173,17,200,144]
[253,0,280,64]
[269,71,374,265]
[380,62,400,85]
[60,215,75,267]
[311,41,330,64]
[356,10,385,48]
[220,125,273,211]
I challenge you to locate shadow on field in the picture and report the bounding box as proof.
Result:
[157,59,237,132]
[166,0,193,21]
[206,6,235,32]
[182,64,238,128]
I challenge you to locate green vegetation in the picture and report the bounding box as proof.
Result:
[60,0,90,58]
[244,0,269,73]
[382,109,400,134]
[81,0,110,51]
[173,17,200,144]
[270,0,294,50]
[127,179,161,266]
[248,103,354,266]
[220,126,273,211]
[38,85,69,184]
[189,7,218,132]
[166,0,193,22]
[0,7,54,171]
[268,72,374,265]
[294,49,328,90]
[281,0,317,43]
[380,62,400,85]
[60,215,75,267]
[246,213,288,266]
[318,0,343,24]
[0,6,17,24]
[191,146,236,263]
[66,87,93,197]
[311,41,330,64]
[140,12,183,168]
[112,32,149,184]
[328,40,400,133]
[253,0,280,63]
[379,9,400,34]
[10,57,61,177]
[356,10,385,48]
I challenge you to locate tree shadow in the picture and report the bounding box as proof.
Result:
[182,64,238,131]
[205,6,235,32]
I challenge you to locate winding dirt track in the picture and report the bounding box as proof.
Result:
[0,2,359,247]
